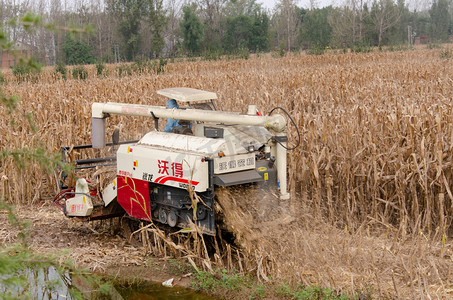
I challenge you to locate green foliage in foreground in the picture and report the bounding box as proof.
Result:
[0,18,112,300]
[0,202,116,300]
[0,147,65,172]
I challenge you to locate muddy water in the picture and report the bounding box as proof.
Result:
[1,267,214,300]
[0,267,74,299]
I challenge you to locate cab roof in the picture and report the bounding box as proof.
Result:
[157,87,217,102]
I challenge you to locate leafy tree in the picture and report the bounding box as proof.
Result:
[430,0,451,42]
[107,0,146,61]
[299,7,333,49]
[250,12,270,52]
[224,0,263,17]
[221,0,269,53]
[223,15,253,52]
[96,62,106,76]
[411,10,431,39]
[388,0,411,45]
[146,0,167,58]
[180,4,203,56]
[198,0,225,53]
[328,6,355,48]
[62,34,95,65]
[360,3,379,46]
[223,12,269,53]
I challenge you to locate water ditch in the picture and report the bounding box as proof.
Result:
[0,266,214,299]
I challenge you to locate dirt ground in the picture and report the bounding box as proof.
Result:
[0,203,194,288]
[1,200,453,299]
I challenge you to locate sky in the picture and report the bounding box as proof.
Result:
[258,0,430,11]
[259,0,336,10]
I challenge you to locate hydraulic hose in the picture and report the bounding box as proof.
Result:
[268,107,301,151]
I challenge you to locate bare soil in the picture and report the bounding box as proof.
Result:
[1,199,453,299]
[0,203,193,288]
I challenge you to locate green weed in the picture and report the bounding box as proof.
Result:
[276,283,352,300]
[72,66,88,80]
[115,64,133,77]
[440,49,453,59]
[11,59,41,83]
[96,62,106,76]
[55,61,67,80]
[192,269,245,292]
[307,46,326,55]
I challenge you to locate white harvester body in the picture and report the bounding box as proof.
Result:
[57,88,294,235]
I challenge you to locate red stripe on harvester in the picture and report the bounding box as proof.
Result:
[155,176,199,186]
[155,176,165,183]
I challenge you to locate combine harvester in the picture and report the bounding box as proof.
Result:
[54,87,299,236]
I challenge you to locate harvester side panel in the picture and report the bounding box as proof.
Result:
[117,144,209,192]
[117,176,151,221]
[213,153,255,174]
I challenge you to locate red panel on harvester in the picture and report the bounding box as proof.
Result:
[116,176,151,221]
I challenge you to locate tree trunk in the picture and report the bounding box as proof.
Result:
[287,9,291,51]
[378,18,384,46]
[359,0,363,43]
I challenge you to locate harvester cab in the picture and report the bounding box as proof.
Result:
[54,87,299,236]
[159,88,217,134]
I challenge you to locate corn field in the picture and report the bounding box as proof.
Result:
[1,48,453,297]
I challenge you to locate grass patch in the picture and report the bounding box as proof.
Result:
[167,258,195,276]
[191,269,358,299]
[192,269,247,292]
[276,283,354,299]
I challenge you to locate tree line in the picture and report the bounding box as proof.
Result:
[0,0,452,65]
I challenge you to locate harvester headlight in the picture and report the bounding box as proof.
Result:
[248,145,254,152]
[218,152,225,157]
